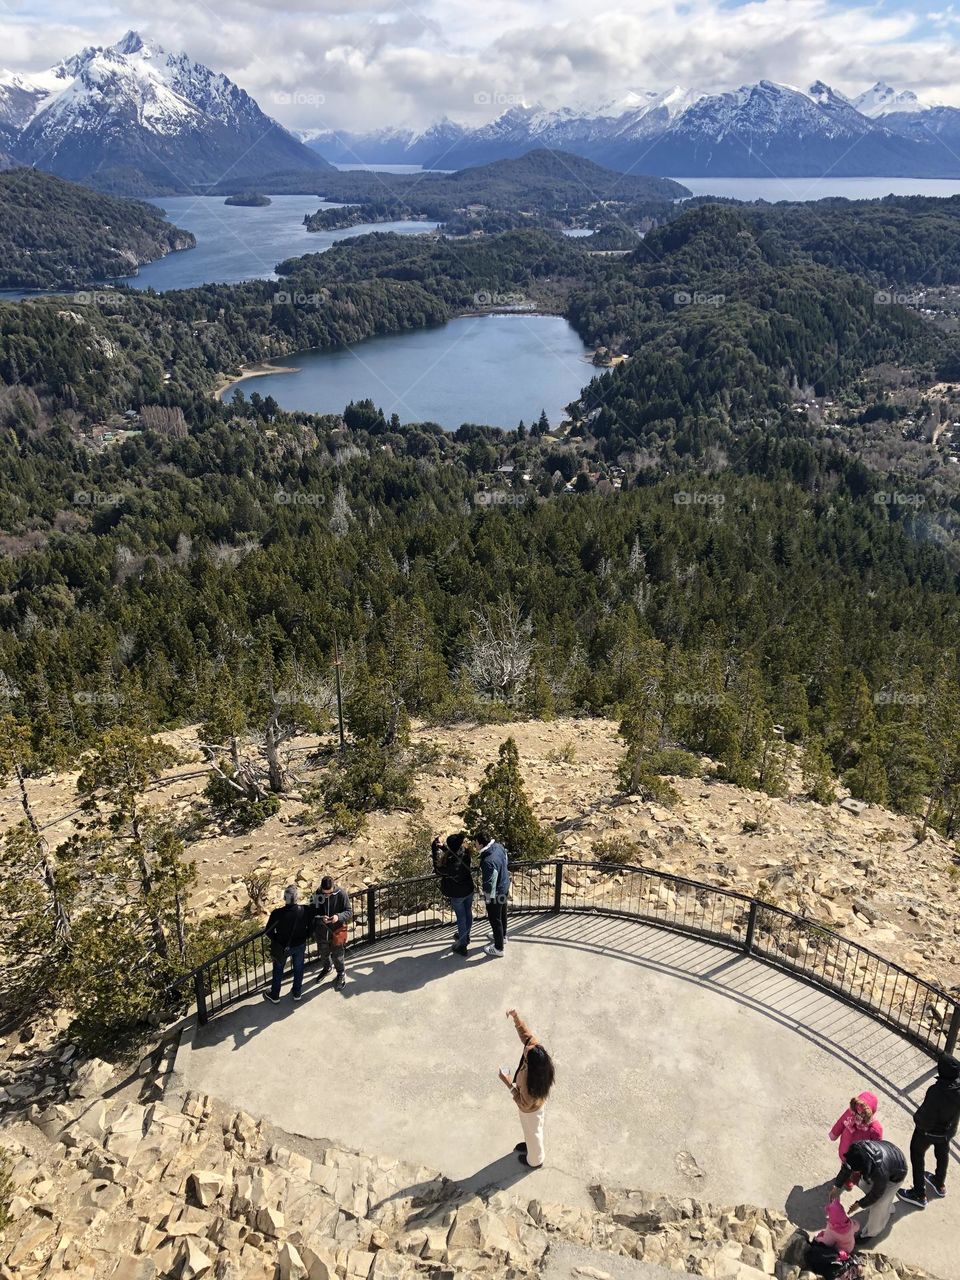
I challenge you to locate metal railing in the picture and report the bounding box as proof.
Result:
[183,860,960,1057]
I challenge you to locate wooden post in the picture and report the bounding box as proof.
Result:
[333,631,346,753]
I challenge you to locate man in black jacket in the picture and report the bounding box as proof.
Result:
[898,1054,960,1207]
[264,885,316,1004]
[830,1138,907,1241]
[314,874,352,991]
[432,832,475,955]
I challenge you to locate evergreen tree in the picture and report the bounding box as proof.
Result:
[461,737,556,860]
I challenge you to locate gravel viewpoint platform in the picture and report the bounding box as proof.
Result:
[174,913,960,1280]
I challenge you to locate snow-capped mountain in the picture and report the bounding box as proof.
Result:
[301,78,960,178]
[4,31,330,194]
[852,82,931,118]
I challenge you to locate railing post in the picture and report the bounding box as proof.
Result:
[744,900,759,955]
[945,1002,960,1056]
[194,969,208,1026]
[366,885,377,944]
[553,860,563,914]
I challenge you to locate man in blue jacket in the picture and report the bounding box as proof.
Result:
[471,826,510,958]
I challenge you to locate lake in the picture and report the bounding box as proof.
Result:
[0,195,438,300]
[673,176,960,201]
[223,313,593,431]
[134,196,438,291]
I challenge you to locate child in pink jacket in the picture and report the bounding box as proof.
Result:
[829,1090,882,1181]
[815,1201,859,1254]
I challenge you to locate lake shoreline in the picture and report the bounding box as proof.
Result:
[215,362,300,400]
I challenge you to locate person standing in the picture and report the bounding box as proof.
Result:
[897,1054,960,1208]
[314,873,352,991]
[431,832,474,955]
[264,885,315,1004]
[473,827,510,958]
[498,1008,555,1168]
[829,1138,907,1242]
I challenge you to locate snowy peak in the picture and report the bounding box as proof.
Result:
[852,81,928,117]
[8,31,329,192]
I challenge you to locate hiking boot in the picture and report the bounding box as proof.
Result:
[451,944,468,956]
[897,1188,926,1208]
[925,1173,947,1198]
[262,993,280,1004]
[334,973,346,991]
[483,943,504,958]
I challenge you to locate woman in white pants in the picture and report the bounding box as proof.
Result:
[498,1008,555,1168]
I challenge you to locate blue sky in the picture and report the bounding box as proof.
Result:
[3,0,960,130]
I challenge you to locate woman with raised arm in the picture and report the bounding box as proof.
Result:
[498,1008,555,1168]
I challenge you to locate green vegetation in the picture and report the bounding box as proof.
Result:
[0,168,195,289]
[462,738,557,860]
[224,193,271,207]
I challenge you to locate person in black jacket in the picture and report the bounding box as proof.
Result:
[314,874,352,991]
[829,1138,908,1241]
[432,832,474,955]
[264,885,316,1004]
[898,1054,960,1207]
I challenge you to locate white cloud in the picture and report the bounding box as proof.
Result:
[2,0,960,131]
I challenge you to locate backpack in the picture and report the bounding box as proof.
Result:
[804,1239,864,1280]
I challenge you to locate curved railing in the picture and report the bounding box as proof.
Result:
[184,859,960,1058]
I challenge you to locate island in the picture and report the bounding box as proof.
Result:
[224,192,272,207]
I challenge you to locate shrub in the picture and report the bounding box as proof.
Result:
[617,747,680,805]
[204,771,280,831]
[321,739,422,820]
[591,835,645,870]
[383,817,437,912]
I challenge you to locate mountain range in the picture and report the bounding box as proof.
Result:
[302,80,960,178]
[2,32,960,189]
[0,31,329,195]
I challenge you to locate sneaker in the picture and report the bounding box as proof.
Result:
[897,1188,926,1209]
[334,973,346,991]
[292,993,302,1002]
[483,944,504,958]
[262,993,280,1005]
[514,1142,527,1153]
[317,966,331,981]
[925,1173,947,1198]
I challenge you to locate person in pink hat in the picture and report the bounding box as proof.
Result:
[815,1200,860,1254]
[829,1091,883,1184]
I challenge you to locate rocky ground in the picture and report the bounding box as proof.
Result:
[0,1057,943,1280]
[3,717,957,991]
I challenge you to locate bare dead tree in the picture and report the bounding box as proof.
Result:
[465,599,534,703]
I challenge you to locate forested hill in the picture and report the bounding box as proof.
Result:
[0,169,196,290]
[268,148,687,224]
